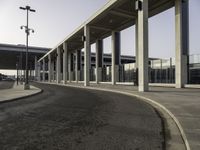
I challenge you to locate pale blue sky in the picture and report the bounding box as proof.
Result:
[0,0,200,75]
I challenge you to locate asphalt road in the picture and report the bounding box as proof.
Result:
[0,80,14,90]
[0,83,164,150]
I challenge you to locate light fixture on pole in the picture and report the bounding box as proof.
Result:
[19,5,36,90]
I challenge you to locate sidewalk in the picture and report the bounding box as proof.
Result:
[42,81,200,150]
[0,82,42,103]
[91,83,200,150]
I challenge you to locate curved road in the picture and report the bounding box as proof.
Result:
[0,83,164,150]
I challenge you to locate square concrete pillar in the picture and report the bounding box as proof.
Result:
[34,56,38,81]
[63,42,68,84]
[56,47,61,84]
[38,61,41,81]
[76,50,81,82]
[135,17,139,68]
[42,59,45,82]
[175,0,189,88]
[29,70,32,80]
[84,25,91,86]
[35,59,41,82]
[68,53,73,82]
[71,53,75,81]
[48,54,52,82]
[96,39,103,84]
[52,60,55,82]
[135,17,139,86]
[111,31,121,85]
[51,61,54,82]
[68,53,71,82]
[137,0,149,92]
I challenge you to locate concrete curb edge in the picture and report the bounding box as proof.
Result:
[0,87,43,104]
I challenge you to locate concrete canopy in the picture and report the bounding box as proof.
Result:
[39,0,174,61]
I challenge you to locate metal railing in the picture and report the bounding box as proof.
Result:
[45,54,200,84]
[189,54,200,84]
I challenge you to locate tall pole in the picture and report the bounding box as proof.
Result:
[20,6,35,90]
[20,50,23,84]
[25,8,29,89]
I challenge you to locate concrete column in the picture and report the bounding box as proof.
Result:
[56,47,61,83]
[34,56,38,81]
[137,0,149,92]
[135,17,139,68]
[63,42,68,84]
[76,50,81,82]
[170,58,173,83]
[96,39,103,83]
[48,54,52,82]
[84,25,91,86]
[42,59,45,82]
[23,70,25,82]
[111,31,121,85]
[160,59,163,83]
[68,52,72,82]
[29,70,31,81]
[175,0,189,88]
[135,17,139,86]
[38,61,41,81]
[52,60,55,82]
[71,53,74,81]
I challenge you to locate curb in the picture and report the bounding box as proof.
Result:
[39,82,190,150]
[0,88,43,104]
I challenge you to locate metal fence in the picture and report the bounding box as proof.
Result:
[90,67,96,81]
[102,66,111,82]
[119,64,137,83]
[189,54,200,84]
[149,58,175,83]
[80,69,84,81]
[54,54,200,84]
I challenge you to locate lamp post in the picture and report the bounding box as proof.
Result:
[20,5,35,90]
[20,49,23,84]
[16,55,21,85]
[17,44,25,84]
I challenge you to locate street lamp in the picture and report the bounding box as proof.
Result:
[19,6,36,90]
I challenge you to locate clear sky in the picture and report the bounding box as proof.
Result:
[0,0,200,75]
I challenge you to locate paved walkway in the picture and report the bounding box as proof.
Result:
[90,83,200,150]
[0,82,42,103]
[42,81,200,150]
